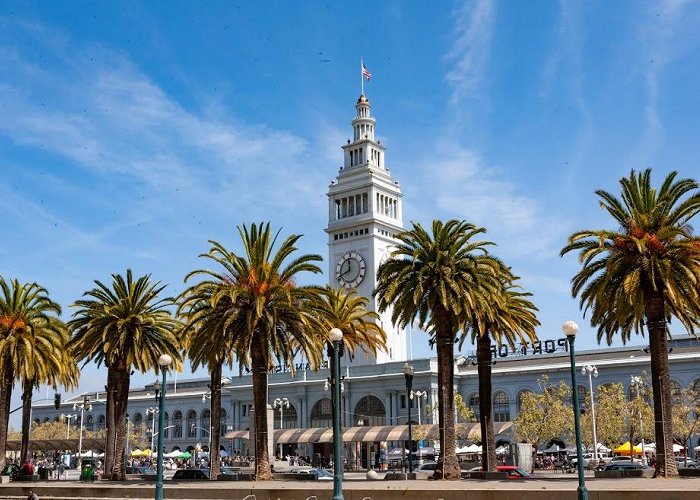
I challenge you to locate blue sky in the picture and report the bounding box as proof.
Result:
[2,1,700,423]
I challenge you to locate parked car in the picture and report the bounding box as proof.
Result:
[469,466,534,479]
[172,468,209,480]
[603,463,650,471]
[289,468,333,481]
[609,456,641,464]
[676,458,699,469]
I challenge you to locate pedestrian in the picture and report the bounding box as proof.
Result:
[56,461,65,480]
[26,490,39,500]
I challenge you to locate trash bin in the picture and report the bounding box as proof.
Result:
[38,467,48,480]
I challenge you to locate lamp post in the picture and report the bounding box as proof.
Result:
[72,396,92,464]
[201,393,213,457]
[630,376,647,466]
[155,353,172,500]
[563,320,587,500]
[403,363,415,475]
[273,397,289,460]
[581,364,598,460]
[329,327,344,500]
[410,391,428,426]
[146,407,158,450]
[61,413,76,439]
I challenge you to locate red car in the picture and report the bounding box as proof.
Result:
[496,466,533,479]
[471,465,534,479]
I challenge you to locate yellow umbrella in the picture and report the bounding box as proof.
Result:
[130,449,144,457]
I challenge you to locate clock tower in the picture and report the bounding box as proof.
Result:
[325,94,407,365]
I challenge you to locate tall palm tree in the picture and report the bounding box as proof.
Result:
[19,320,79,464]
[68,270,182,480]
[375,220,504,480]
[561,169,700,477]
[184,223,323,480]
[0,278,73,470]
[178,286,240,480]
[310,286,387,362]
[458,277,539,471]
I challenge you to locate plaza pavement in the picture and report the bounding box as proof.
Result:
[0,476,699,500]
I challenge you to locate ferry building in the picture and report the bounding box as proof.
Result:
[31,93,700,465]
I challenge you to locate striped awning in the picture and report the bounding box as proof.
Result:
[5,437,106,452]
[223,422,513,444]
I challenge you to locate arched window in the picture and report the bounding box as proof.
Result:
[220,408,228,436]
[468,393,480,421]
[310,398,332,428]
[97,414,106,430]
[692,378,700,394]
[201,409,211,439]
[133,412,143,429]
[163,412,170,439]
[173,411,183,438]
[43,417,50,423]
[275,402,298,429]
[354,395,385,426]
[33,418,40,425]
[187,410,197,438]
[86,415,95,432]
[493,391,510,422]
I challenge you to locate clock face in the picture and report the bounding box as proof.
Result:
[335,251,366,289]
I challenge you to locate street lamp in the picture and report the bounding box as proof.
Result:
[329,327,344,500]
[410,391,428,425]
[146,407,158,450]
[562,320,587,500]
[72,396,92,464]
[273,397,290,459]
[403,363,415,475]
[201,393,213,457]
[581,364,598,460]
[630,375,647,466]
[155,353,172,500]
[61,413,76,439]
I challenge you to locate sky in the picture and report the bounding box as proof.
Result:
[2,1,700,425]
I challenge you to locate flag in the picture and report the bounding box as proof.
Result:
[362,63,372,80]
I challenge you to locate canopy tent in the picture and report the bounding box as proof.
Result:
[593,443,611,453]
[540,444,565,454]
[178,451,192,460]
[613,442,643,455]
[130,449,152,457]
[164,450,183,458]
[456,444,482,454]
[495,445,509,455]
[645,443,684,453]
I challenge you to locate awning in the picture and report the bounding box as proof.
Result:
[5,437,106,452]
[223,422,513,444]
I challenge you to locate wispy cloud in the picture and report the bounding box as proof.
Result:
[631,0,699,164]
[408,141,569,260]
[444,0,495,104]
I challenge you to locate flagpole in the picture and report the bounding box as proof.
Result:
[360,57,364,95]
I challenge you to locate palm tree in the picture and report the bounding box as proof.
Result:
[19,320,79,464]
[184,223,323,480]
[68,270,182,480]
[458,277,539,471]
[0,278,74,470]
[178,286,240,480]
[310,286,387,362]
[561,169,700,477]
[375,220,504,480]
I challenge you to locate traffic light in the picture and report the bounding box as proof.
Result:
[54,393,61,410]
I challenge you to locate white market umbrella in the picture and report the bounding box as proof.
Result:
[466,444,483,453]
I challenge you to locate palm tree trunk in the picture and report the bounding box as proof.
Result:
[19,380,34,464]
[432,307,460,480]
[110,363,130,480]
[644,290,679,478]
[477,333,497,471]
[251,340,273,480]
[209,362,222,480]
[103,366,115,478]
[0,359,14,471]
